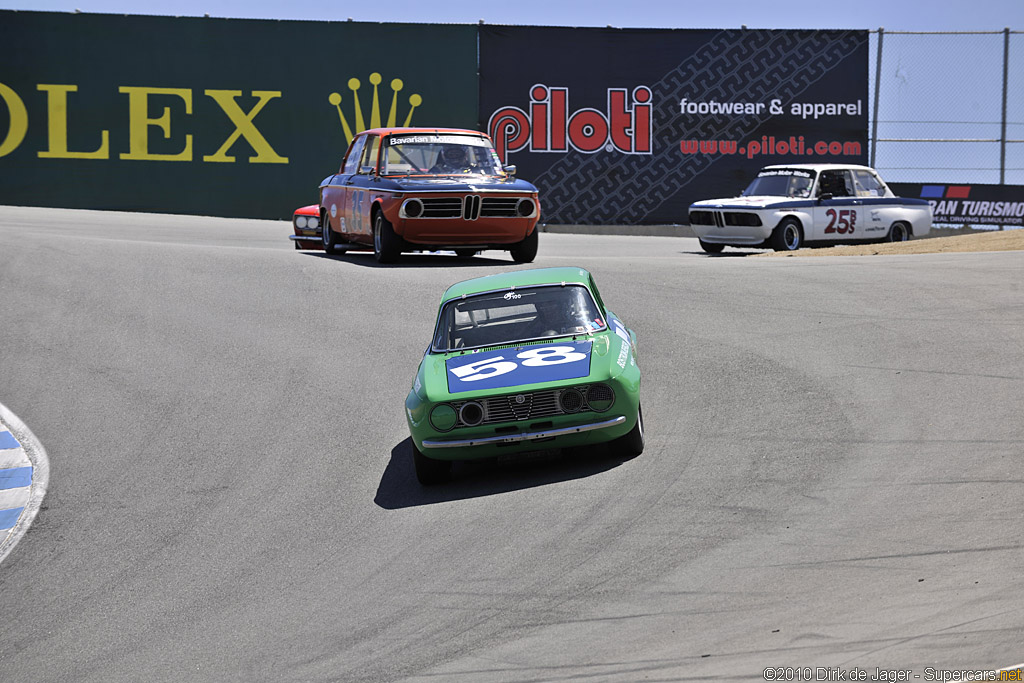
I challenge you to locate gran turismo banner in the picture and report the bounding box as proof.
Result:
[0,11,477,218]
[889,182,1024,227]
[479,25,869,225]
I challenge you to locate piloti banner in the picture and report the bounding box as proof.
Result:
[889,182,1024,227]
[480,26,869,225]
[0,11,477,219]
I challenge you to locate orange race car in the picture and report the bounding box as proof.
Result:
[317,127,541,263]
[288,204,324,250]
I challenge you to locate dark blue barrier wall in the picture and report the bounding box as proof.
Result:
[0,12,867,223]
[890,182,1024,226]
[480,26,868,224]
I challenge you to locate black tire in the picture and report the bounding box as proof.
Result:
[510,228,538,263]
[771,218,803,252]
[321,211,341,253]
[412,443,451,485]
[612,403,644,458]
[454,248,477,258]
[699,239,725,254]
[887,222,910,242]
[373,212,401,263]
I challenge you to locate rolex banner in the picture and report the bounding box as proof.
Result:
[0,11,477,218]
[480,26,869,225]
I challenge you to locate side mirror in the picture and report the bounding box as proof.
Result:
[359,165,375,176]
[819,192,833,201]
[503,165,517,178]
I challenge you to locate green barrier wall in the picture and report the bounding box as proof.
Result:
[0,11,479,218]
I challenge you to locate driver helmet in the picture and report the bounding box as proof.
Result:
[441,145,467,167]
[791,176,811,197]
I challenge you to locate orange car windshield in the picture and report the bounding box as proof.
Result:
[382,134,504,178]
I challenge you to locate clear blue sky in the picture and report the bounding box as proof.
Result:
[1,0,1021,31]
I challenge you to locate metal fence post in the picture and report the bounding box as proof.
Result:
[1000,27,1009,228]
[1000,28,1010,185]
[871,28,884,168]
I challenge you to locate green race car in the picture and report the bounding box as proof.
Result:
[405,266,643,484]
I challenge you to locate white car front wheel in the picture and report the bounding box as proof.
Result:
[699,239,725,254]
[771,218,803,252]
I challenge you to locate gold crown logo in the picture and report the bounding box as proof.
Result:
[329,73,423,144]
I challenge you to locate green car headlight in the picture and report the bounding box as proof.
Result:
[586,384,615,412]
[429,404,458,431]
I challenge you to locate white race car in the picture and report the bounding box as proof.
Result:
[688,164,932,253]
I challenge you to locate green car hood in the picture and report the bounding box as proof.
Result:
[413,327,635,404]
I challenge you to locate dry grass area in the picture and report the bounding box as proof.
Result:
[756,229,1024,257]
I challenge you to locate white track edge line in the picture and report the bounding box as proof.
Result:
[0,402,50,565]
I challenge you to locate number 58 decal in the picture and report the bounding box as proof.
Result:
[451,346,587,381]
[446,343,593,393]
[824,208,857,234]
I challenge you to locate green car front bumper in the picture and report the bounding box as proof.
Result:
[422,414,627,450]
[406,377,641,461]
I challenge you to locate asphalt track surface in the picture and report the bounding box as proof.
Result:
[0,205,1021,682]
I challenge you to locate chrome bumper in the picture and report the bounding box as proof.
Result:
[421,415,626,449]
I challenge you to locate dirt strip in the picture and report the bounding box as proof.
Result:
[755,229,1024,257]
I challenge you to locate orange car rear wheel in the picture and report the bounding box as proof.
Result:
[322,211,341,253]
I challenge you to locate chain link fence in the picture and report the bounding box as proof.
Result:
[869,29,1023,186]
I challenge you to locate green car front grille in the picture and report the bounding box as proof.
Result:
[447,384,614,429]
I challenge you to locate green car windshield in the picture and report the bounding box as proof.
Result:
[432,285,606,352]
[382,133,504,177]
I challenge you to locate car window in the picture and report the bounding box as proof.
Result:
[853,170,886,197]
[586,274,607,314]
[359,135,380,174]
[817,170,855,198]
[432,285,605,351]
[382,133,504,177]
[742,169,816,197]
[342,136,366,175]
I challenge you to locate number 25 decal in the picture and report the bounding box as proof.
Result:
[450,346,587,382]
[824,208,857,234]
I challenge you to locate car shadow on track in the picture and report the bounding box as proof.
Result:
[682,250,766,257]
[305,252,513,268]
[374,438,638,509]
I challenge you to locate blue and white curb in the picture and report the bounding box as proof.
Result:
[0,402,49,564]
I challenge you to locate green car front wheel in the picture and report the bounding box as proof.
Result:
[412,441,452,485]
[612,403,644,458]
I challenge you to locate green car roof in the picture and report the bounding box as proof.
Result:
[440,267,595,305]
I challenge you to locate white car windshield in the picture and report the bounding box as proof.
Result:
[742,169,816,198]
[433,285,605,352]
[382,134,504,177]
